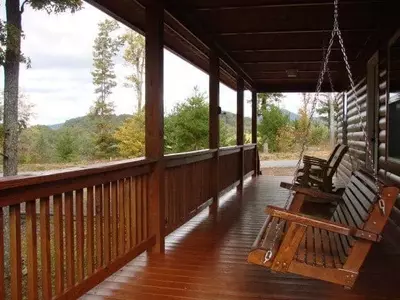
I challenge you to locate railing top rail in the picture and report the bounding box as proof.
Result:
[0,157,154,191]
[165,149,217,160]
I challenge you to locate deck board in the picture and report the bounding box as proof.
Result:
[84,176,400,300]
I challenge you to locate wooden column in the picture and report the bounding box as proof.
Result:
[251,91,258,176]
[209,51,220,215]
[145,0,165,253]
[237,77,244,191]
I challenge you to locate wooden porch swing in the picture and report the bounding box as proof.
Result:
[248,0,400,288]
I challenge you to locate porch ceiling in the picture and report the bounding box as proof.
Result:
[89,0,399,92]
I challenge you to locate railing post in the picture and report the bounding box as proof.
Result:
[252,91,258,176]
[209,50,220,215]
[237,77,244,191]
[145,0,165,253]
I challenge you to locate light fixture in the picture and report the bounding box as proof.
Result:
[286,69,298,78]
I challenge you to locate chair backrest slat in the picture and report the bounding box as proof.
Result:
[327,144,348,178]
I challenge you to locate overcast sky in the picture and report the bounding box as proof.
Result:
[0,2,302,126]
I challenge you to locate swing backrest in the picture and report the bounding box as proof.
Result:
[326,144,348,178]
[330,171,398,261]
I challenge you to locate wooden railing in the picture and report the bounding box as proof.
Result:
[219,146,241,192]
[244,144,257,176]
[0,145,258,299]
[0,158,156,300]
[164,150,215,235]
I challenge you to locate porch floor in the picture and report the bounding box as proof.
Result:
[84,176,400,300]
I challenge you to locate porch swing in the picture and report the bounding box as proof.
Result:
[248,0,399,288]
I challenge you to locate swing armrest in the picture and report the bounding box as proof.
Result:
[280,182,342,202]
[303,155,327,165]
[265,206,381,242]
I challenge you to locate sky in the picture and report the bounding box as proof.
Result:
[0,2,302,126]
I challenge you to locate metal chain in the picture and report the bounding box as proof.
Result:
[263,0,383,264]
[334,0,382,205]
[263,5,338,264]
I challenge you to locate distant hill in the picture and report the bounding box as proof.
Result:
[281,109,299,121]
[47,114,132,131]
[221,111,252,132]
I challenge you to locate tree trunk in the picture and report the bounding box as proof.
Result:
[3,0,21,176]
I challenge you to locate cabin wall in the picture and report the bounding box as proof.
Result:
[337,45,400,249]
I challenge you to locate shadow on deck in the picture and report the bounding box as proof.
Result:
[84,176,400,300]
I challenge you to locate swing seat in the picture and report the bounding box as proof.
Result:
[248,171,399,288]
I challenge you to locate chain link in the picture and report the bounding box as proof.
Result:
[264,0,381,263]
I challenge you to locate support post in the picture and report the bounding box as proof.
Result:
[145,0,165,253]
[251,91,258,176]
[209,51,220,215]
[237,77,244,191]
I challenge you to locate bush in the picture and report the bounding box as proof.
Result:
[309,123,329,146]
[276,125,296,152]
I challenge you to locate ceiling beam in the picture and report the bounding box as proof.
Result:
[194,0,382,11]
[216,29,374,36]
[242,60,352,65]
[230,48,349,53]
[165,0,254,89]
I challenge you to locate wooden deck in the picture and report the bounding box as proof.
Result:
[84,176,400,300]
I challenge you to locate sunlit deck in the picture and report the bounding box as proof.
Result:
[84,176,400,300]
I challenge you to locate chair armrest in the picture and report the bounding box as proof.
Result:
[265,205,381,242]
[280,182,342,202]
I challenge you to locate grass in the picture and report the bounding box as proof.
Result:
[259,145,332,161]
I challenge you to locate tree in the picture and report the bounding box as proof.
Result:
[256,93,284,112]
[122,31,145,111]
[114,111,145,158]
[258,104,290,152]
[56,128,76,162]
[1,0,82,176]
[165,87,210,153]
[90,19,122,159]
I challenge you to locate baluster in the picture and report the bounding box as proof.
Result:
[136,176,142,243]
[0,208,3,300]
[26,200,38,300]
[124,178,131,250]
[76,189,84,282]
[131,177,137,246]
[104,183,111,264]
[143,175,148,239]
[111,181,118,259]
[95,185,103,268]
[118,180,125,255]
[40,198,52,299]
[53,194,64,295]
[65,192,75,287]
[87,187,94,275]
[10,204,22,300]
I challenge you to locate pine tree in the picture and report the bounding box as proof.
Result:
[90,19,122,159]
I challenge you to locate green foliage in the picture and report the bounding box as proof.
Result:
[165,87,209,153]
[122,31,145,111]
[114,112,145,158]
[258,104,290,152]
[19,125,55,163]
[90,19,122,159]
[309,123,329,146]
[276,125,296,152]
[256,93,284,112]
[55,128,76,162]
[28,0,83,14]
